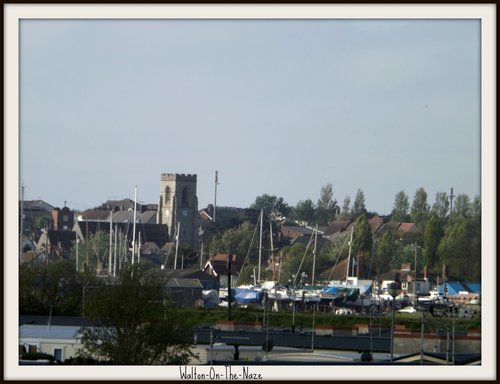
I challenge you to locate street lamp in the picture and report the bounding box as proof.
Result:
[388,282,401,363]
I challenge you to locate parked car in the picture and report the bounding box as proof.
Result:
[335,308,353,315]
[398,306,416,313]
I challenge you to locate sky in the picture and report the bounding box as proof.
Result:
[19,18,482,215]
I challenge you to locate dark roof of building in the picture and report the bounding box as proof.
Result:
[80,209,111,221]
[317,258,349,281]
[19,315,93,327]
[75,221,169,247]
[108,210,157,224]
[377,222,402,234]
[165,278,203,289]
[324,220,351,236]
[367,216,385,233]
[21,200,55,212]
[162,268,217,281]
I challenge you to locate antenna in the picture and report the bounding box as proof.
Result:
[449,187,455,219]
[214,170,219,222]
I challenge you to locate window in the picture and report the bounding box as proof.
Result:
[165,187,171,203]
[182,187,188,206]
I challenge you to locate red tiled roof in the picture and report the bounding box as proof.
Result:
[397,223,415,233]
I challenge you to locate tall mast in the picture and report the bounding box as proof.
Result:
[75,226,79,272]
[312,224,318,286]
[200,241,204,269]
[174,221,180,270]
[214,170,219,222]
[132,185,138,264]
[138,231,141,264]
[258,210,263,283]
[109,211,113,275]
[270,219,275,281]
[113,224,117,276]
[346,224,355,282]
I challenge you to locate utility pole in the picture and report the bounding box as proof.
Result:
[214,170,219,223]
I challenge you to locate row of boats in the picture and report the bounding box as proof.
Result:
[201,278,459,317]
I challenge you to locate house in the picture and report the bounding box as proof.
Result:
[161,268,219,291]
[19,324,83,363]
[20,199,55,237]
[377,264,431,298]
[203,253,244,290]
[164,278,204,307]
[280,224,328,252]
[323,220,351,237]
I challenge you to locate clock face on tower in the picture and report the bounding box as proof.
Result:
[182,209,188,217]
[165,209,169,216]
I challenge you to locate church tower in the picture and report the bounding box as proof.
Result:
[157,173,198,250]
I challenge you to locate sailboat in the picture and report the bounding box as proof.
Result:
[320,224,373,306]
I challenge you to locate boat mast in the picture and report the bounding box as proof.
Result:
[257,210,263,283]
[109,211,113,275]
[346,224,355,283]
[113,224,117,276]
[138,230,141,264]
[132,185,137,264]
[270,219,275,281]
[174,221,180,270]
[312,224,318,286]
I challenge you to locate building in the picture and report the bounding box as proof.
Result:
[19,324,83,363]
[157,173,199,250]
[19,199,54,237]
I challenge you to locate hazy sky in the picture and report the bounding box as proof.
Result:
[20,18,481,214]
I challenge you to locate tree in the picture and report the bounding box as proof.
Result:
[293,199,316,224]
[207,221,259,264]
[375,232,397,273]
[437,218,480,281]
[315,183,339,226]
[423,214,443,272]
[391,191,410,222]
[19,260,87,316]
[351,215,373,277]
[338,195,351,220]
[471,195,481,218]
[411,187,430,228]
[250,194,291,221]
[453,194,472,219]
[432,192,450,220]
[78,264,195,364]
[277,243,309,286]
[351,189,367,219]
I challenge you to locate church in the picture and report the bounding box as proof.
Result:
[157,173,199,250]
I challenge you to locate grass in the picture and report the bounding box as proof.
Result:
[183,307,481,333]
